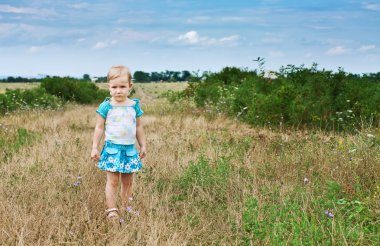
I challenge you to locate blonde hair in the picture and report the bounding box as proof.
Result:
[107,65,132,83]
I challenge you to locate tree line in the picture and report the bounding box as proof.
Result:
[132,70,192,82]
[1,70,195,83]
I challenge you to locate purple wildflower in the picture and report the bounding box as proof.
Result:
[324,210,334,218]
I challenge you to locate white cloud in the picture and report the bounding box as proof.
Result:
[177,31,200,44]
[67,3,90,10]
[268,50,285,57]
[76,38,86,43]
[307,25,335,30]
[186,16,210,24]
[93,40,118,49]
[358,45,376,52]
[116,28,154,42]
[220,35,239,43]
[175,31,239,46]
[261,32,283,44]
[362,2,380,11]
[0,4,58,16]
[326,46,350,55]
[221,16,249,22]
[27,46,42,53]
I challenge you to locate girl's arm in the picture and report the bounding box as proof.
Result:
[136,117,146,158]
[91,114,105,161]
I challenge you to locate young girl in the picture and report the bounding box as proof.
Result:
[91,65,146,220]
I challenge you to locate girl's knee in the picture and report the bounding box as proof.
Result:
[121,173,133,187]
[107,179,119,188]
[106,173,120,187]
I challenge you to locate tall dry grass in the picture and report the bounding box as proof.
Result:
[0,83,40,94]
[0,83,379,245]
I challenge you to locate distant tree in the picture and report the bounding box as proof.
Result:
[150,72,161,82]
[133,71,150,82]
[83,74,91,81]
[170,71,181,82]
[95,76,107,83]
[181,70,191,81]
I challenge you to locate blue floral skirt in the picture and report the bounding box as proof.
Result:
[98,141,142,173]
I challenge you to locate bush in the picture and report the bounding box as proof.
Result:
[182,66,380,131]
[0,88,63,115]
[40,77,108,104]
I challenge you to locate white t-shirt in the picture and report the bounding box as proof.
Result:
[96,98,144,145]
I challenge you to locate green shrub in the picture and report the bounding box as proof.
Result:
[40,77,108,104]
[181,65,380,131]
[0,88,63,115]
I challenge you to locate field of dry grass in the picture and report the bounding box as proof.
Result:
[0,83,379,245]
[0,83,40,93]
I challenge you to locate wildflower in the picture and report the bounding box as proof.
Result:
[126,207,133,213]
[338,118,343,122]
[304,178,309,184]
[348,149,356,153]
[324,210,334,218]
[119,218,125,223]
[347,110,353,113]
[73,180,81,187]
[367,134,375,138]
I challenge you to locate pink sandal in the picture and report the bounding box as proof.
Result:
[105,208,119,220]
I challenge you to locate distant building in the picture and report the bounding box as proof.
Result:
[263,70,278,80]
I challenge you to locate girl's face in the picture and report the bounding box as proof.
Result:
[109,78,132,102]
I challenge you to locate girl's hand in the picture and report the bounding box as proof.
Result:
[91,148,100,163]
[139,146,146,159]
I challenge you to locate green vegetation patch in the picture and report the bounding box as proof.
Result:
[174,156,231,205]
[0,126,39,161]
[242,183,380,245]
[0,87,63,115]
[41,77,108,104]
[178,65,380,131]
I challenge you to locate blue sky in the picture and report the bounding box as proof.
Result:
[0,0,379,77]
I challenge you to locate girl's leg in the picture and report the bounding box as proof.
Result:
[105,171,120,209]
[120,173,133,208]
